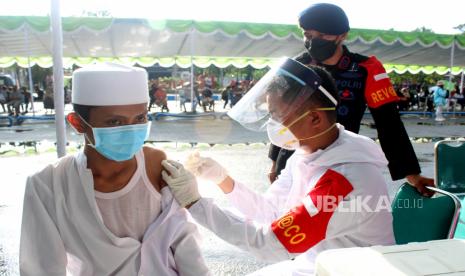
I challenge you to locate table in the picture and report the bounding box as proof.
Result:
[315,239,465,276]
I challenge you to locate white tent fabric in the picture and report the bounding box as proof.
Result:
[1,17,464,74]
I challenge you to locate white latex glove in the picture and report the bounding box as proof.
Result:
[161,159,200,208]
[184,151,229,185]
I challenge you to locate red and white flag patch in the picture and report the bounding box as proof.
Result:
[271,169,353,253]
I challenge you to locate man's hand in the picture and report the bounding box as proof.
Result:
[406,174,435,197]
[161,160,200,208]
[268,172,277,183]
[268,161,277,184]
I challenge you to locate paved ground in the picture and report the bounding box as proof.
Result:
[0,100,463,275]
[0,142,439,276]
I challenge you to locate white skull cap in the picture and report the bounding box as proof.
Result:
[72,62,149,106]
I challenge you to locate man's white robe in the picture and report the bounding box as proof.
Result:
[20,152,211,276]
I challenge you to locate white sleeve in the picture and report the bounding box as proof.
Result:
[20,176,67,276]
[189,198,294,262]
[190,168,369,261]
[171,213,212,276]
[225,164,293,224]
[325,164,394,245]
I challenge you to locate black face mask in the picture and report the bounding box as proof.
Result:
[438,85,444,89]
[304,37,338,62]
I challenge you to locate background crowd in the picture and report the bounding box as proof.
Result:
[1,66,464,117]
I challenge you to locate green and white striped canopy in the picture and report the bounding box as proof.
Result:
[1,16,464,74]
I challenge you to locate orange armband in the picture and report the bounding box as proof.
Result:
[271,169,353,253]
[360,57,399,108]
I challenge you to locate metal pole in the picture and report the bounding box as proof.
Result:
[448,39,456,119]
[173,65,178,108]
[458,70,464,118]
[220,67,224,89]
[460,70,464,95]
[190,27,195,112]
[24,27,35,116]
[449,38,455,83]
[51,0,66,157]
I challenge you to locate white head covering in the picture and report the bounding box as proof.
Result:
[72,63,149,106]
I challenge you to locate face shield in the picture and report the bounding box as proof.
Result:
[227,58,337,131]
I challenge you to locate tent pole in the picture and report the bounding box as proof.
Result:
[449,37,455,83]
[220,68,223,91]
[24,27,35,116]
[173,65,178,108]
[460,70,464,94]
[456,70,464,118]
[51,0,66,157]
[190,27,195,112]
[448,38,456,118]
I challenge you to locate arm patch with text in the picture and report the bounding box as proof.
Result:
[360,56,399,108]
[270,169,353,253]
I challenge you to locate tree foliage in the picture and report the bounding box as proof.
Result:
[454,24,465,33]
[388,71,444,89]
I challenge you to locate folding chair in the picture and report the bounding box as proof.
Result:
[392,183,461,244]
[435,140,465,238]
[435,141,465,194]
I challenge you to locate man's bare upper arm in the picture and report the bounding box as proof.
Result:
[143,145,167,191]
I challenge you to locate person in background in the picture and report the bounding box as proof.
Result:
[200,84,214,112]
[34,84,44,101]
[43,77,55,114]
[230,82,244,107]
[148,79,158,111]
[180,82,198,112]
[154,84,170,112]
[433,80,447,121]
[268,3,434,196]
[454,84,465,110]
[6,86,24,116]
[0,85,7,112]
[221,86,230,109]
[20,86,31,114]
[397,87,411,111]
[418,86,434,112]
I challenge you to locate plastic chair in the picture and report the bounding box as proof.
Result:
[435,140,465,238]
[392,183,461,244]
[435,141,465,194]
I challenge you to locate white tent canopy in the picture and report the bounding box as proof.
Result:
[1,16,465,74]
[2,16,463,157]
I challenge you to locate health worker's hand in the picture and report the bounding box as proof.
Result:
[162,159,200,208]
[185,151,234,193]
[185,151,229,185]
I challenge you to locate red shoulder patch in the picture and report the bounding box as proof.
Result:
[271,169,353,253]
[359,56,399,108]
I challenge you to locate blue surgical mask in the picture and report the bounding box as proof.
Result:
[81,117,151,162]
